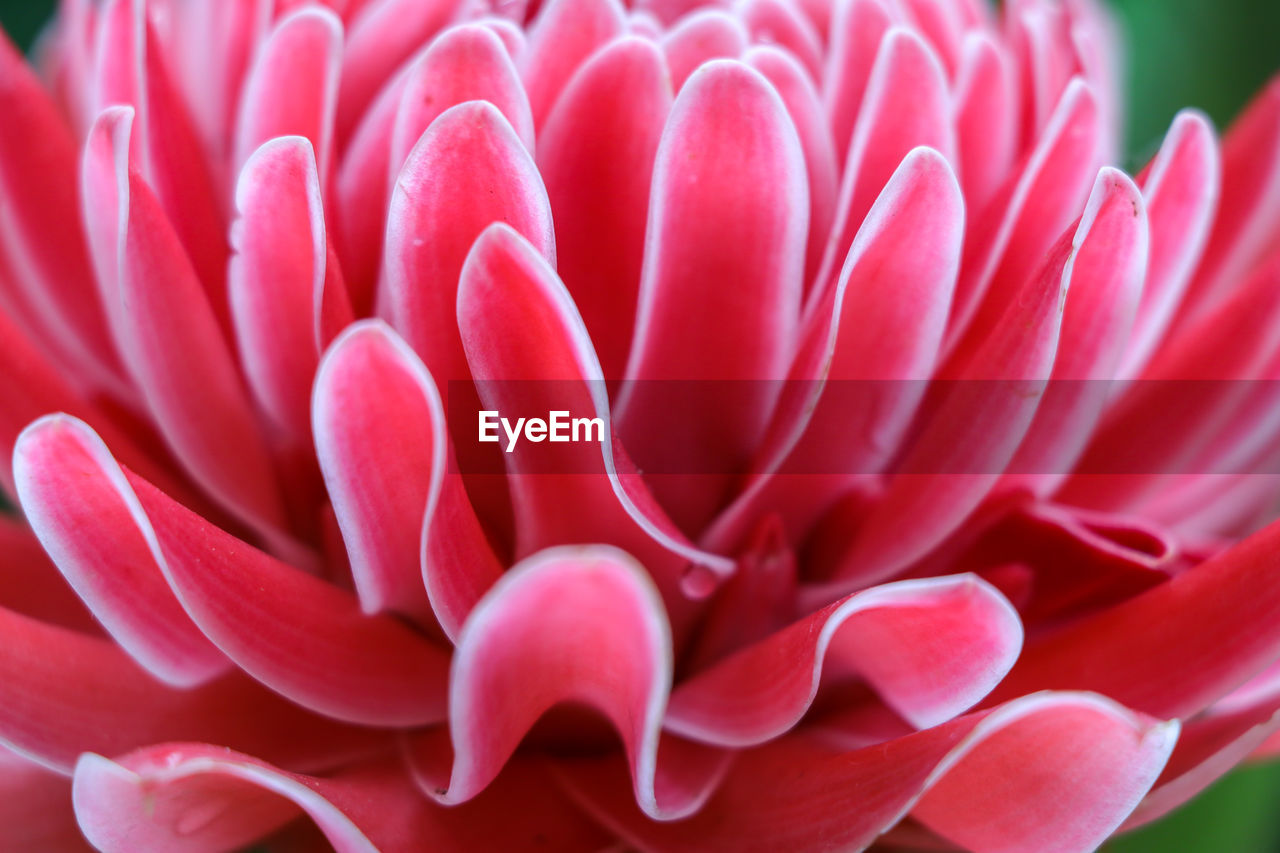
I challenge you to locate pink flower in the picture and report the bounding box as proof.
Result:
[2,0,1280,849]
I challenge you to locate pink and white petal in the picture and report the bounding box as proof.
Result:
[705,146,962,551]
[520,0,626,126]
[953,32,1018,212]
[737,0,824,81]
[390,24,534,195]
[1175,75,1280,327]
[1004,167,1148,497]
[946,79,1101,352]
[1063,249,1280,514]
[76,747,607,853]
[561,692,1176,853]
[456,223,732,622]
[746,45,839,294]
[989,516,1280,719]
[909,694,1176,853]
[229,136,330,447]
[538,36,673,381]
[95,0,232,328]
[820,225,1070,593]
[335,0,466,146]
[331,68,409,315]
[14,416,450,727]
[233,7,343,180]
[0,32,125,397]
[0,605,384,775]
[0,748,90,852]
[821,0,896,165]
[615,59,807,534]
[14,416,229,687]
[313,321,446,624]
[165,0,271,167]
[1124,699,1280,830]
[659,10,748,92]
[1118,111,1220,378]
[384,100,554,386]
[814,26,953,301]
[666,574,1022,746]
[897,0,965,74]
[426,546,684,819]
[81,106,289,541]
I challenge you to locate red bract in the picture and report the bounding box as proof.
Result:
[2,0,1280,850]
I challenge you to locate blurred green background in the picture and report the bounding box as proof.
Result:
[1,0,1278,850]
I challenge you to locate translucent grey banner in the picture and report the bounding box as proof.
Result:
[446,380,1280,475]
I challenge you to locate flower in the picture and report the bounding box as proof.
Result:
[2,0,1280,849]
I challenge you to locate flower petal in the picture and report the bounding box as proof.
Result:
[17,415,450,727]
[0,605,381,775]
[335,0,466,145]
[1003,167,1148,497]
[946,78,1101,351]
[233,7,343,181]
[1118,110,1220,378]
[562,692,1176,853]
[0,748,90,852]
[14,416,230,687]
[520,0,626,126]
[1176,75,1280,326]
[384,100,554,385]
[990,516,1280,719]
[815,26,953,300]
[81,106,288,542]
[229,136,335,448]
[666,574,1022,746]
[705,146,962,551]
[822,0,895,164]
[538,36,672,381]
[456,223,732,622]
[0,32,125,397]
[74,747,607,853]
[659,10,747,92]
[425,546,683,817]
[390,23,534,186]
[615,59,808,534]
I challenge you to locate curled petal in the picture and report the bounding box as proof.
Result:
[425,546,681,818]
[946,78,1101,351]
[991,515,1280,720]
[16,416,449,727]
[456,223,732,622]
[14,416,230,687]
[82,106,288,541]
[74,747,606,853]
[1003,167,1148,498]
[562,692,1177,853]
[666,574,1022,746]
[0,32,125,397]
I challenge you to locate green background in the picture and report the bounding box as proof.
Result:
[2,0,1279,850]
